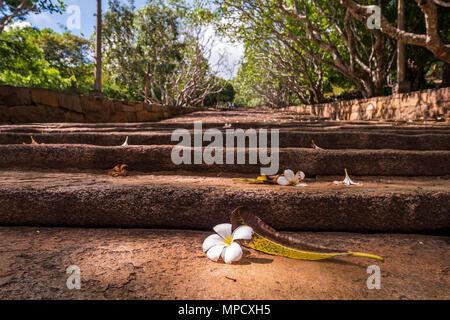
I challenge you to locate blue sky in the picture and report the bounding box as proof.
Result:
[26,0,148,38]
[23,0,243,79]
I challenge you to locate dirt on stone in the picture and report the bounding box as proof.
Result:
[0,227,448,300]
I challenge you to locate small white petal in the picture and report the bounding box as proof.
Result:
[295,171,305,181]
[277,176,289,186]
[296,183,308,187]
[206,244,226,262]
[284,169,295,181]
[223,242,243,264]
[232,226,253,241]
[343,177,352,185]
[343,170,360,185]
[202,234,225,252]
[213,223,232,240]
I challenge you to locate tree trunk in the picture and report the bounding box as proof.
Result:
[395,0,410,93]
[94,0,102,93]
[441,63,450,88]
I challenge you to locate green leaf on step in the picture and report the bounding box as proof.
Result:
[230,207,384,262]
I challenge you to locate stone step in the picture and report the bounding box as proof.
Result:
[1,130,449,150]
[0,144,449,176]
[1,120,449,133]
[0,170,448,233]
[0,111,450,133]
[0,226,448,299]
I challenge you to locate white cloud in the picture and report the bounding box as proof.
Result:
[4,20,31,31]
[201,25,244,80]
[27,12,58,30]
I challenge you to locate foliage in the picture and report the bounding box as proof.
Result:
[215,0,448,107]
[102,0,228,107]
[0,26,93,93]
[204,78,235,106]
[0,0,65,34]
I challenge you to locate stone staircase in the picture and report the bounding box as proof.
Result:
[0,110,449,300]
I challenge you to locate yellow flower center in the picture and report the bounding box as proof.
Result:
[224,236,233,246]
[288,180,297,186]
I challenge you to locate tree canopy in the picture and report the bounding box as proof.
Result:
[0,0,448,109]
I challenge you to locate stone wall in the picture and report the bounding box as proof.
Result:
[285,87,450,121]
[0,85,197,123]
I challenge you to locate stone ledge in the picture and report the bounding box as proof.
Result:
[0,171,448,233]
[0,85,199,123]
[285,87,450,121]
[0,145,449,176]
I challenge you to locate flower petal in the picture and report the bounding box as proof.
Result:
[213,223,232,239]
[277,176,289,186]
[206,244,227,262]
[202,234,225,252]
[295,171,305,181]
[284,169,295,181]
[223,242,243,264]
[296,183,308,187]
[232,226,253,241]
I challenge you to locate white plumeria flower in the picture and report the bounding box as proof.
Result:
[202,223,253,264]
[277,169,307,187]
[121,136,129,147]
[334,169,361,186]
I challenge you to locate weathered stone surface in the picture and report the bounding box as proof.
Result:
[31,88,59,108]
[64,111,85,123]
[109,111,137,123]
[286,87,449,121]
[59,93,82,113]
[0,110,448,132]
[0,171,448,233]
[0,144,448,176]
[114,101,137,113]
[151,104,164,112]
[80,95,104,113]
[0,106,448,301]
[84,112,107,123]
[133,102,144,112]
[0,227,448,299]
[0,105,11,123]
[0,86,32,106]
[136,110,160,122]
[1,128,449,150]
[7,105,65,123]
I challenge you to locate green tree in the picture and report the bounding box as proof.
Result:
[204,79,235,106]
[38,29,94,93]
[0,0,65,34]
[102,0,226,107]
[0,26,93,93]
[216,0,396,98]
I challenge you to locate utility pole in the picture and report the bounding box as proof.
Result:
[94,0,102,93]
[395,0,410,93]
